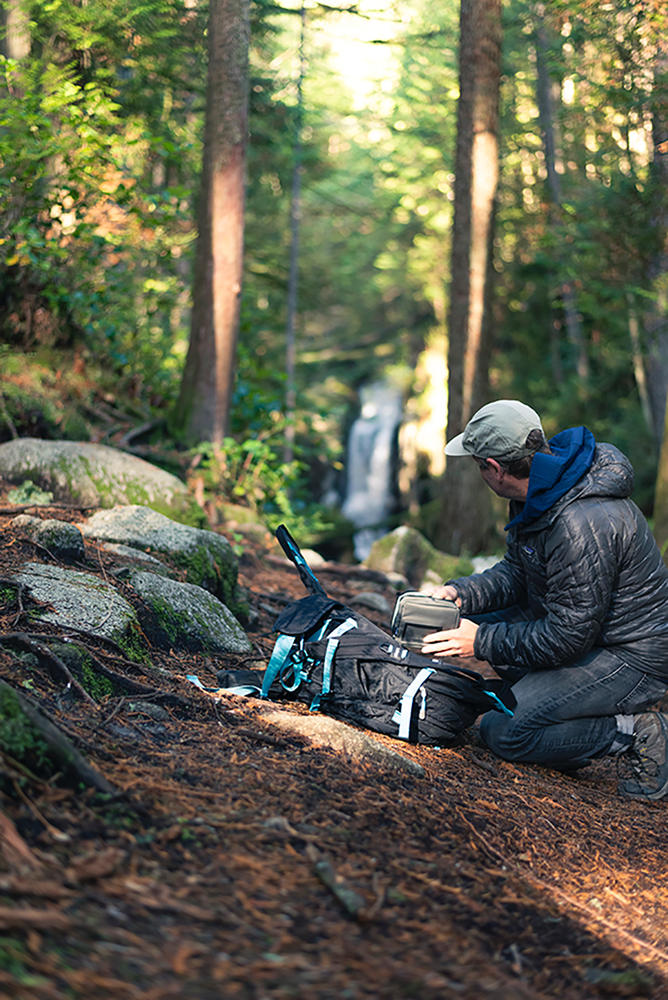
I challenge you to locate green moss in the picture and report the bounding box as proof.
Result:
[149,497,208,529]
[0,936,37,981]
[49,642,116,700]
[115,480,152,507]
[171,543,238,609]
[150,597,191,645]
[81,661,114,700]
[54,453,83,502]
[7,480,54,505]
[148,596,217,652]
[0,685,50,772]
[367,527,473,587]
[116,623,150,664]
[0,586,17,607]
[172,545,212,589]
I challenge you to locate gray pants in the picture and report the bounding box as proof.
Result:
[473,610,667,769]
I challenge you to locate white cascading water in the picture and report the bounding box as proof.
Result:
[341,381,403,561]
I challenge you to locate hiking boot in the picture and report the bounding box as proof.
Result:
[617,712,668,801]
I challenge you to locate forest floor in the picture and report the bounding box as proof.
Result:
[0,502,667,1000]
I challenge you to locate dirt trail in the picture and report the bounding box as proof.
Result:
[0,509,666,999]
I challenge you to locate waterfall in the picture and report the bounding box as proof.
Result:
[341,381,403,561]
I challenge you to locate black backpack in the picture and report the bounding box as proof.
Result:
[250,526,515,746]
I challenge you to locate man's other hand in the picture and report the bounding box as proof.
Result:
[421,618,479,659]
[422,584,462,607]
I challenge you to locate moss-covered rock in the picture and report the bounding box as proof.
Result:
[0,438,202,525]
[127,570,252,654]
[365,526,473,590]
[47,641,117,700]
[11,562,146,659]
[81,505,240,609]
[11,514,86,562]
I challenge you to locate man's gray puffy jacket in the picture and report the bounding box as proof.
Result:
[449,444,668,680]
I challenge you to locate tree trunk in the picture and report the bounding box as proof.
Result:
[0,0,30,60]
[435,0,501,555]
[175,0,250,445]
[644,42,668,445]
[533,2,589,383]
[284,3,306,464]
[648,42,668,540]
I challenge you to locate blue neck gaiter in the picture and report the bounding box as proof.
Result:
[505,425,596,530]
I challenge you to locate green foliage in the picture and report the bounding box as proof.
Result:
[0,0,203,389]
[494,0,667,513]
[0,0,665,547]
[193,430,338,545]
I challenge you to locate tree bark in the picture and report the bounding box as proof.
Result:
[0,0,30,60]
[436,0,501,555]
[644,42,668,445]
[284,3,306,463]
[533,2,589,383]
[175,0,250,444]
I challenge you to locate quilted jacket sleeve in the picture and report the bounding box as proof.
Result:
[473,500,619,670]
[448,544,527,615]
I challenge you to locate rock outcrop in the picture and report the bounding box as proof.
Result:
[0,438,200,523]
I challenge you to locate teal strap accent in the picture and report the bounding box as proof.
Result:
[261,633,297,697]
[310,617,357,711]
[396,667,435,740]
[312,619,332,642]
[223,684,262,697]
[262,617,336,700]
[279,647,310,692]
[483,689,514,716]
[186,675,259,697]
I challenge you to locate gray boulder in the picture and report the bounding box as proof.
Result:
[127,570,252,654]
[11,514,86,562]
[365,525,474,590]
[11,562,143,657]
[100,543,174,576]
[80,505,239,607]
[0,438,200,524]
[347,591,392,615]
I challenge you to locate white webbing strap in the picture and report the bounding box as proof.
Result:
[394,667,435,740]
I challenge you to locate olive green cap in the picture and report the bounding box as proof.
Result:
[445,400,544,461]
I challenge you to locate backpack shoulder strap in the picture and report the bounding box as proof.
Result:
[261,633,299,697]
[275,524,327,596]
[310,616,357,711]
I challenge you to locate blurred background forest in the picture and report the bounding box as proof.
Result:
[1,0,667,561]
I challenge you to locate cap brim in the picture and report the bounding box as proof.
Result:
[444,432,471,456]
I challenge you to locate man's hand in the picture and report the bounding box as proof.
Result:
[421,618,479,659]
[422,584,462,607]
